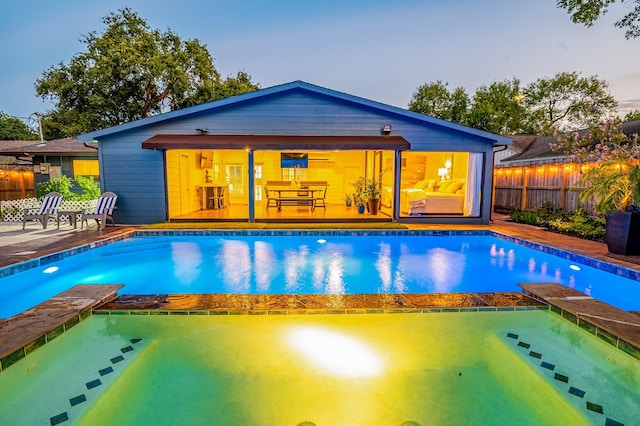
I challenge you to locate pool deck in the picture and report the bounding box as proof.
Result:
[1,217,640,370]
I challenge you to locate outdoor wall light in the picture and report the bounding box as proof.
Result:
[196,128,208,134]
[381,124,392,135]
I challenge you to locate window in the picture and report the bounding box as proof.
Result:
[254,164,263,200]
[72,159,99,179]
[282,168,308,181]
[226,164,244,196]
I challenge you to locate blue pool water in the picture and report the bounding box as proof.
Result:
[1,234,639,317]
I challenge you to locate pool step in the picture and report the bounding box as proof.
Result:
[0,284,124,372]
[506,330,628,425]
[49,337,144,425]
[519,283,640,361]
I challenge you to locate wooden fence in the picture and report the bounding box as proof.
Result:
[0,168,35,201]
[493,162,597,214]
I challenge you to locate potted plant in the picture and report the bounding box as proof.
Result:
[351,177,367,214]
[344,193,353,207]
[559,118,640,255]
[364,170,386,215]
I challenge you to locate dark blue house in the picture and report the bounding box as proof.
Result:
[79,81,511,224]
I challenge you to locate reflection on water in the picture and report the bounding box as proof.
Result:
[254,241,276,292]
[220,240,251,292]
[375,243,407,293]
[170,242,202,286]
[284,245,309,290]
[424,248,465,292]
[376,243,392,292]
[325,252,345,293]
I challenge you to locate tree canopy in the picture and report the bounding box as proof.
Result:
[0,112,38,140]
[524,71,617,131]
[35,7,260,138]
[408,72,618,135]
[557,0,640,38]
[466,79,529,135]
[407,81,469,122]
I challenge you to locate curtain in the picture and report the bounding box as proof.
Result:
[464,152,483,216]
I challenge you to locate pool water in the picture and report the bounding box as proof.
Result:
[0,311,637,425]
[1,234,639,318]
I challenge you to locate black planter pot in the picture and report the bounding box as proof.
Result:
[605,211,640,255]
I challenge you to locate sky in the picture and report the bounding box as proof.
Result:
[1,0,639,127]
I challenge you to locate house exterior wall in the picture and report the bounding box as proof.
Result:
[32,154,98,187]
[93,88,499,224]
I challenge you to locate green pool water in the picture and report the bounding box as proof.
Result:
[0,310,637,425]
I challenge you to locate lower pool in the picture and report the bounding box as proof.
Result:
[0,310,637,425]
[1,233,639,318]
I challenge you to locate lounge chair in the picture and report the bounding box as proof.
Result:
[80,192,118,230]
[22,191,63,229]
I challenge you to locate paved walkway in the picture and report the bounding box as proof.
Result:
[0,222,136,268]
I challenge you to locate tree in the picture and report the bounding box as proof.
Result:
[557,0,640,38]
[35,8,259,136]
[465,79,530,134]
[408,81,469,123]
[0,112,38,140]
[524,71,617,132]
[625,109,640,121]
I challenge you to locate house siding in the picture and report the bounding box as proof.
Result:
[86,83,504,224]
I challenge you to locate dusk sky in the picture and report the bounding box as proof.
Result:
[1,0,639,127]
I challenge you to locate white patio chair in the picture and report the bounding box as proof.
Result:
[80,192,118,230]
[22,191,63,229]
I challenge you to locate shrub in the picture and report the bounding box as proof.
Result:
[35,176,75,200]
[510,207,605,242]
[75,176,101,200]
[35,176,102,201]
[510,209,546,226]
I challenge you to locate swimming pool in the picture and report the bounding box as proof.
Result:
[0,310,636,425]
[1,232,640,318]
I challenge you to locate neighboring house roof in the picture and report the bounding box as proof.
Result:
[503,135,538,156]
[500,119,640,166]
[0,137,98,155]
[78,80,512,146]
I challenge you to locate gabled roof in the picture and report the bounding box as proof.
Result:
[78,80,512,145]
[0,137,98,155]
[501,119,640,165]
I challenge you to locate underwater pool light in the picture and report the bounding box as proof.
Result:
[317,239,327,244]
[569,265,581,271]
[43,266,59,274]
[287,326,383,378]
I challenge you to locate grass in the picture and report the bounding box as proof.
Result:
[141,222,408,230]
